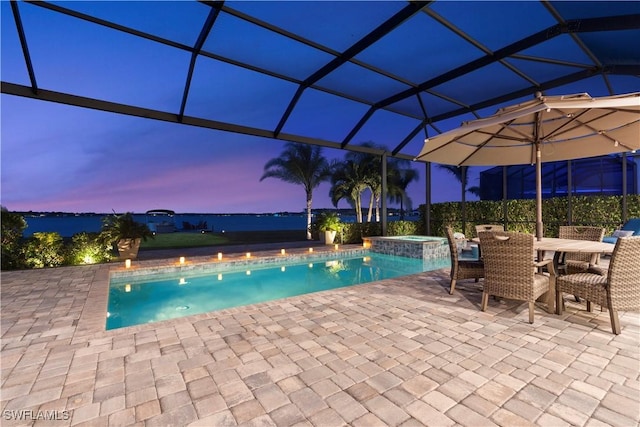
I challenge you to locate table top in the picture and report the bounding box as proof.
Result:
[472,236,614,254]
[532,237,614,254]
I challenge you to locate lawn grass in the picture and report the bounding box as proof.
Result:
[140,230,307,250]
[140,232,229,249]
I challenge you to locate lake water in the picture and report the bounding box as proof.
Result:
[21,213,419,237]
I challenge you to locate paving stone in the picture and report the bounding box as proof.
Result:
[490,408,536,427]
[160,390,192,412]
[254,384,289,413]
[193,393,227,418]
[145,403,198,427]
[99,396,125,417]
[125,386,157,408]
[289,387,327,418]
[108,408,136,426]
[351,413,386,427]
[421,390,457,413]
[310,378,341,399]
[187,376,217,400]
[1,254,639,427]
[446,402,498,427]
[345,382,378,402]
[502,397,543,422]
[70,402,100,426]
[591,406,639,427]
[461,394,498,417]
[600,392,640,420]
[405,399,455,426]
[218,380,254,408]
[135,399,161,422]
[325,391,367,423]
[364,395,410,426]
[269,402,307,426]
[366,370,403,393]
[230,399,266,424]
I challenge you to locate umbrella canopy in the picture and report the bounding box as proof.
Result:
[416,92,640,239]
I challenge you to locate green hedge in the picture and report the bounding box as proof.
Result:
[421,194,640,238]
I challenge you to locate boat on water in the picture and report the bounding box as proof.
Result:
[145,209,176,234]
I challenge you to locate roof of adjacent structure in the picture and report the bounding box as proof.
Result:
[2,0,639,160]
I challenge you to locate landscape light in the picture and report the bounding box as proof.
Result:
[281,249,286,255]
[125,284,131,292]
[217,252,223,260]
[125,259,131,268]
[334,244,339,250]
[179,257,185,265]
[309,248,313,253]
[246,252,251,258]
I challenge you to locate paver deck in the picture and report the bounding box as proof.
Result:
[1,243,639,426]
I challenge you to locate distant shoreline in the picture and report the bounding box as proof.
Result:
[16,208,417,217]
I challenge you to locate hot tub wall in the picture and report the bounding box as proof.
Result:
[363,236,449,260]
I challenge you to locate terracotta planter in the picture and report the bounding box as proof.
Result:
[117,238,141,260]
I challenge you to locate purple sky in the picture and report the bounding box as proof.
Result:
[3,1,635,214]
[1,94,478,213]
[0,0,481,214]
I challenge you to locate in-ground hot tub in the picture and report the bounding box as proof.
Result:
[362,235,449,260]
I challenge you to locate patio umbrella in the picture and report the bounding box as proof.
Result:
[415,92,640,239]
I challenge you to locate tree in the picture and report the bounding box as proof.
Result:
[260,143,331,240]
[1,206,27,270]
[329,160,368,223]
[343,143,419,222]
[437,164,469,204]
[387,163,419,219]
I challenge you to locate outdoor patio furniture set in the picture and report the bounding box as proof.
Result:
[445,224,640,335]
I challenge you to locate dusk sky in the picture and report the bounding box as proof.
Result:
[1,93,479,214]
[2,1,637,214]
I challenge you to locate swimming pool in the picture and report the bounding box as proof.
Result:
[107,252,449,330]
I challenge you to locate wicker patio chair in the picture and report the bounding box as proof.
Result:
[445,226,484,295]
[478,231,555,324]
[556,236,640,334]
[558,226,605,274]
[474,224,504,236]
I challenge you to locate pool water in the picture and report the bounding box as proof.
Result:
[107,253,449,330]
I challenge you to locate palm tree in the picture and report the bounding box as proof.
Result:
[387,163,419,219]
[332,143,419,223]
[437,164,468,204]
[344,143,384,222]
[329,160,368,223]
[346,143,419,222]
[260,143,331,239]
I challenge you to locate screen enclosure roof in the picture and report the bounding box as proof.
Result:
[2,0,639,161]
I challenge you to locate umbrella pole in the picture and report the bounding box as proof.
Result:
[536,145,543,240]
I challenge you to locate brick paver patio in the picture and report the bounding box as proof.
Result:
[1,244,639,426]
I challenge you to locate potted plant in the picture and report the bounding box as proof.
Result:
[100,212,154,260]
[315,212,342,245]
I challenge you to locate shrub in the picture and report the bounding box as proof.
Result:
[1,207,27,270]
[67,232,113,265]
[99,212,154,244]
[22,232,65,268]
[387,220,419,236]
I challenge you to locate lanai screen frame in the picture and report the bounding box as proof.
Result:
[3,0,639,233]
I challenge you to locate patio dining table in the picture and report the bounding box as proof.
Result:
[472,236,614,314]
[533,237,614,270]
